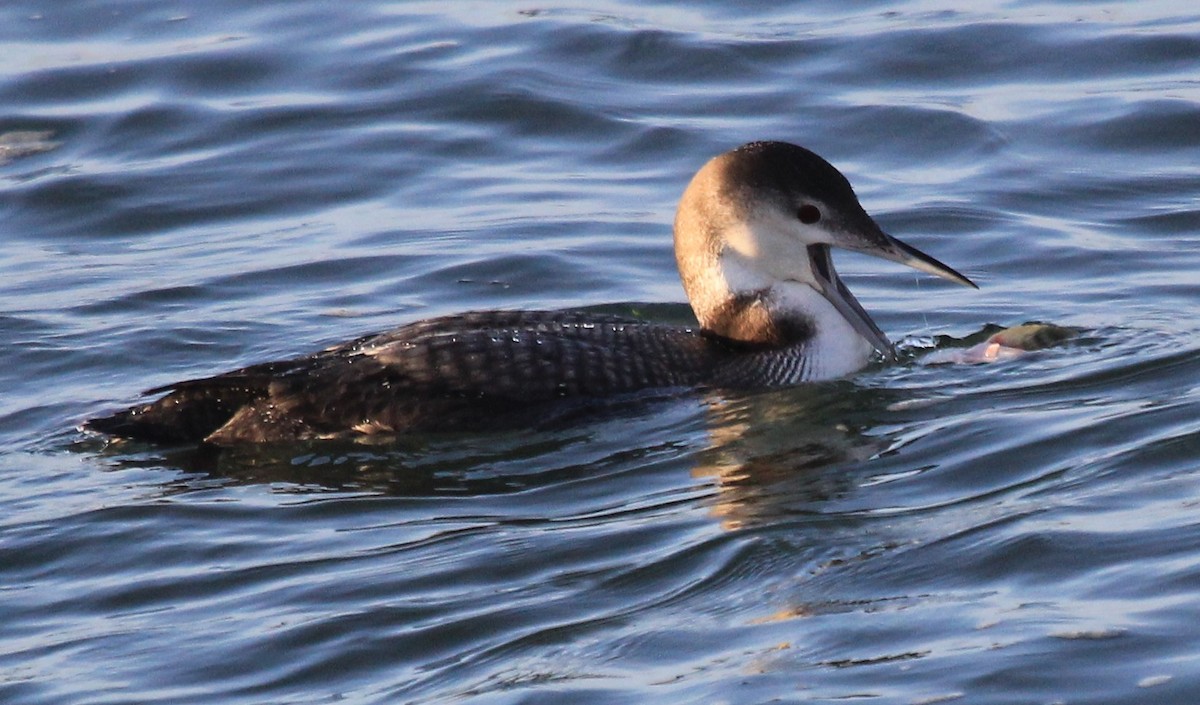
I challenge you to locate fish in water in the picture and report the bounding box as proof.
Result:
[86,141,976,444]
[921,322,1075,365]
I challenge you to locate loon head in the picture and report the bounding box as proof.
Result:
[673,141,975,363]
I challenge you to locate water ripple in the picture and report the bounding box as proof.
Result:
[5,2,1200,704]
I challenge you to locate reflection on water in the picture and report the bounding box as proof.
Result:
[693,386,888,531]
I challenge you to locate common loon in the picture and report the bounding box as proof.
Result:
[86,141,976,444]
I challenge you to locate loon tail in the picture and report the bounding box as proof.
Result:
[85,376,269,444]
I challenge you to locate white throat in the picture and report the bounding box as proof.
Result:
[765,278,877,379]
[716,253,877,380]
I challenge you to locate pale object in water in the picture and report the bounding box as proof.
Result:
[0,130,59,165]
[922,323,1074,365]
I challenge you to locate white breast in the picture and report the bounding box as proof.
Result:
[769,280,876,380]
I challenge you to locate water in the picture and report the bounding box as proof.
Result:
[4,1,1200,702]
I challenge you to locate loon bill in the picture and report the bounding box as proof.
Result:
[86,141,976,444]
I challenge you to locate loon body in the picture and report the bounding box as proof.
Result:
[86,141,975,444]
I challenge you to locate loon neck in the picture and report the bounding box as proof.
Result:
[760,279,878,378]
[683,252,877,377]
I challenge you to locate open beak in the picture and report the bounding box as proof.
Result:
[807,232,976,360]
[872,233,977,289]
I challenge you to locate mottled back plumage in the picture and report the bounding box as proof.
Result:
[86,310,813,443]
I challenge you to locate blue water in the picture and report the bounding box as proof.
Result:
[4,1,1200,703]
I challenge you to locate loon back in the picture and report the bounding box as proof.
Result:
[86,310,815,444]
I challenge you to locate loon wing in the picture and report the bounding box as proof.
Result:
[86,311,723,444]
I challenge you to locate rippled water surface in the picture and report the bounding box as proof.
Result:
[4,2,1200,703]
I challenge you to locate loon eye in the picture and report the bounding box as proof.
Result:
[797,204,821,224]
